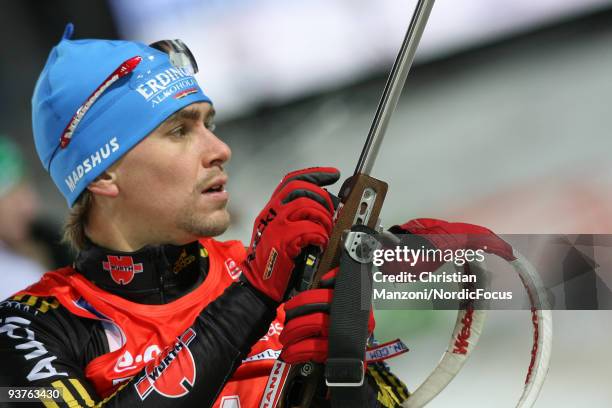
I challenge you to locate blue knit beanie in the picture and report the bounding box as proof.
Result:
[32,24,212,206]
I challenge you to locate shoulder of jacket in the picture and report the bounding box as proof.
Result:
[0,293,63,319]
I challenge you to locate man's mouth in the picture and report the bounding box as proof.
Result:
[201,177,227,195]
[204,184,224,193]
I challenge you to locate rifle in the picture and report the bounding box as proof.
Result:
[259,1,436,407]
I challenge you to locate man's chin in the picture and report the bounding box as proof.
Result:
[182,208,231,238]
[205,212,231,237]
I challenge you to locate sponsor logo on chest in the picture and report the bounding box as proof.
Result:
[134,328,197,400]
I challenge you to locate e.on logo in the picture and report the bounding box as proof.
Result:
[114,345,161,373]
[224,258,243,280]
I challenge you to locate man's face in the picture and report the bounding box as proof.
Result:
[109,102,232,245]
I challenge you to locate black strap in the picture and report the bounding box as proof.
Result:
[326,227,375,407]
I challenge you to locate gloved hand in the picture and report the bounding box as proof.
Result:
[242,167,340,303]
[279,268,376,364]
[384,218,514,275]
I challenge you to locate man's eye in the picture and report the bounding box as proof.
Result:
[169,126,187,137]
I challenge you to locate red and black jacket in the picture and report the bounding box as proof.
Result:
[0,238,407,407]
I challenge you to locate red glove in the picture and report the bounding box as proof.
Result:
[242,167,340,303]
[279,268,376,364]
[384,218,514,275]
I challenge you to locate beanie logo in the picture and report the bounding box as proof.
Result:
[135,67,198,107]
[64,137,120,192]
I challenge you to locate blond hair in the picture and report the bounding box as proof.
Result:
[62,190,92,251]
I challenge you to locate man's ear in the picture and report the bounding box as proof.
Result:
[87,171,119,197]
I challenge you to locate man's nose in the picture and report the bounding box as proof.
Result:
[201,129,231,168]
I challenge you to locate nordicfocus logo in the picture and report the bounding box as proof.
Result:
[135,67,198,107]
[135,328,197,400]
[64,137,120,193]
[103,256,144,285]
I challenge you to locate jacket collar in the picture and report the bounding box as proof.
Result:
[74,239,207,305]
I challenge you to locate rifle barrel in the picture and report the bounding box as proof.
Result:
[354,0,435,177]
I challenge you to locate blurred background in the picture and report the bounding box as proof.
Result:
[1,0,611,406]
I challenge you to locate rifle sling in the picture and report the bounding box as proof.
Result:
[325,229,375,407]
